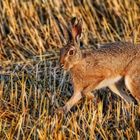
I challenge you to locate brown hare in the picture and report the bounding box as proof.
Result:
[59,17,140,113]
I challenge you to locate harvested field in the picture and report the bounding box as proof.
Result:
[0,0,140,139]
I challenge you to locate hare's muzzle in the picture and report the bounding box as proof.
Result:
[60,63,64,68]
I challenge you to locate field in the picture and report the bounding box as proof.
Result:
[0,0,140,139]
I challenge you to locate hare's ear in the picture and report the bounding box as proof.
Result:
[71,17,82,43]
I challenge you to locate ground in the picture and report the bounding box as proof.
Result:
[0,0,140,139]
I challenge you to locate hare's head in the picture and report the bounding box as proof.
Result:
[60,42,82,70]
[60,17,83,70]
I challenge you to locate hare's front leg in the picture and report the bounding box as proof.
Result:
[58,90,82,114]
[82,77,104,98]
[84,92,94,100]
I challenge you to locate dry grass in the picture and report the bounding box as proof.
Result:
[0,0,140,139]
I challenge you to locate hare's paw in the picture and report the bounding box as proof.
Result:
[57,107,65,114]
[56,106,68,115]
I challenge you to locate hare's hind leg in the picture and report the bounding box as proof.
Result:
[109,83,134,103]
[125,74,140,101]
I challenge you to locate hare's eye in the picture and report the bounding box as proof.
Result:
[68,49,74,55]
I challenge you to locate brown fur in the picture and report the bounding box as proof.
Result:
[59,18,140,113]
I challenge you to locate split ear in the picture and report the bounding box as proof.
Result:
[71,17,82,43]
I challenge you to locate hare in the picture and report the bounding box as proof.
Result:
[59,17,140,113]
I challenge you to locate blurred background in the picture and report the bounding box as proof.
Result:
[0,0,140,61]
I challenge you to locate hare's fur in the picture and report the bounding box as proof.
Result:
[59,18,140,113]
